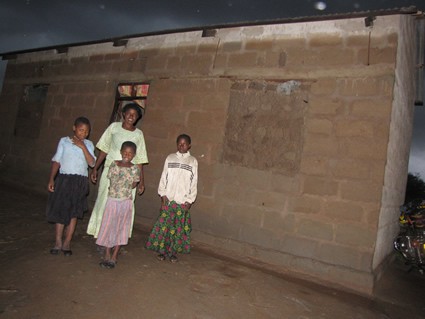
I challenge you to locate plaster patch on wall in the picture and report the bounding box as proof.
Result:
[222,80,307,175]
[277,80,301,95]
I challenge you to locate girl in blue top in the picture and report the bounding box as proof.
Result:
[46,117,96,256]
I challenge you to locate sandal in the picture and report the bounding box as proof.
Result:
[62,249,72,256]
[170,255,178,263]
[156,254,166,261]
[99,260,116,269]
[50,248,60,255]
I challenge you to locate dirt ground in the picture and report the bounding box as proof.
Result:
[1,183,425,319]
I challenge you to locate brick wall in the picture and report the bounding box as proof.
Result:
[0,14,418,295]
[372,15,417,272]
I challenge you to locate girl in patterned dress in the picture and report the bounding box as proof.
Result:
[146,134,198,263]
[96,141,140,269]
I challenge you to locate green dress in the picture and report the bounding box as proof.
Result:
[87,122,148,238]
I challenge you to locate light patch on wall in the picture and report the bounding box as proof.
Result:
[277,80,301,95]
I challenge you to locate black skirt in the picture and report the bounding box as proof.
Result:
[46,174,89,225]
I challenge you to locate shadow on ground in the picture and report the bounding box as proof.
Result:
[1,184,424,319]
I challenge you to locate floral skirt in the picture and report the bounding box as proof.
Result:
[146,201,192,256]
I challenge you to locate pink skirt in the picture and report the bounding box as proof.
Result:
[96,197,133,248]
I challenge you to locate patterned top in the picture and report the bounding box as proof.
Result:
[96,122,148,167]
[107,161,140,200]
[52,137,96,176]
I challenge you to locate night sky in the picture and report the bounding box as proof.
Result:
[1,0,423,54]
[1,0,424,177]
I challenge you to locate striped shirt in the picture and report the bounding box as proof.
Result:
[158,151,198,204]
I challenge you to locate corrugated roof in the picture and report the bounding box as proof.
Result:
[0,6,422,59]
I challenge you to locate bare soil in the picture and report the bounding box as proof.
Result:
[1,184,424,319]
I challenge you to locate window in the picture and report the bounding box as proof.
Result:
[14,84,48,138]
[110,83,150,124]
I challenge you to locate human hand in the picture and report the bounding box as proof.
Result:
[47,181,55,192]
[161,196,169,206]
[90,169,98,184]
[137,184,145,195]
[72,136,85,149]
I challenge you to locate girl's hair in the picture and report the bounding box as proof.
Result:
[74,116,91,128]
[122,103,143,119]
[121,141,137,153]
[176,134,191,145]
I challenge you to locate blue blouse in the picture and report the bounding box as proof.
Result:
[52,137,96,177]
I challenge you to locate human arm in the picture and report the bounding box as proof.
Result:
[158,156,169,203]
[137,164,145,195]
[91,123,115,184]
[47,162,60,192]
[48,139,64,192]
[90,151,107,184]
[131,165,140,189]
[184,158,198,208]
[133,131,148,195]
[72,137,95,167]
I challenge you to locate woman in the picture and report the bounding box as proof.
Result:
[87,103,148,238]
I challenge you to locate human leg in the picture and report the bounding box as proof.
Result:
[50,223,64,254]
[111,245,120,262]
[55,223,64,247]
[46,176,65,254]
[103,246,120,268]
[99,247,111,268]
[97,198,130,269]
[99,246,118,269]
[168,205,192,263]
[145,204,174,257]
[62,217,77,251]
[105,247,112,260]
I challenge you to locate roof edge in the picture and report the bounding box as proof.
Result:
[1,6,422,59]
